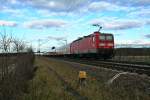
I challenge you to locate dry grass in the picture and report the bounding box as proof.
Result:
[24,57,77,100]
[0,53,35,100]
[28,57,150,100]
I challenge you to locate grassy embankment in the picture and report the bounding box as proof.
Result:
[24,58,77,100]
[25,57,150,100]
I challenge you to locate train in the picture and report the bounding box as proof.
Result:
[49,31,114,59]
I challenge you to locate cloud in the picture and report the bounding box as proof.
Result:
[11,0,19,4]
[132,0,150,6]
[1,0,149,13]
[1,0,149,18]
[88,1,128,12]
[47,36,66,41]
[145,20,150,25]
[23,19,68,29]
[37,9,76,18]
[107,0,150,7]
[116,40,150,47]
[1,7,22,16]
[129,8,150,17]
[144,34,150,38]
[90,19,143,30]
[0,6,27,19]
[0,20,17,27]
[11,0,88,12]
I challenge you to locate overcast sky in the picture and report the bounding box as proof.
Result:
[0,0,150,51]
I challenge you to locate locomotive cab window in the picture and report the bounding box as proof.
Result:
[106,35,113,40]
[99,35,105,40]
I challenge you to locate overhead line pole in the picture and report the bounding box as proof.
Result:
[38,39,41,55]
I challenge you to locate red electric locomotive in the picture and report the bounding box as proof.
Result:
[70,31,114,59]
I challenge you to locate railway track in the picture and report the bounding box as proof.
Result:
[50,57,150,76]
[89,60,150,76]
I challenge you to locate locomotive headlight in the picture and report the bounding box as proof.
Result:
[99,43,105,46]
[108,43,113,46]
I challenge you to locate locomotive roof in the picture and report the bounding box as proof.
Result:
[95,31,113,35]
[72,34,93,43]
[72,31,113,43]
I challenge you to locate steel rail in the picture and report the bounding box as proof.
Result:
[85,60,149,76]
[51,57,150,76]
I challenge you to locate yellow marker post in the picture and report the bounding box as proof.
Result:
[79,71,87,79]
[78,71,87,87]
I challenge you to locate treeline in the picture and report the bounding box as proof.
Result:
[115,48,150,56]
[0,52,32,57]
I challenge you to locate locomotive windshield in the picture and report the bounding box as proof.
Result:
[99,35,105,40]
[106,35,113,40]
[99,34,113,41]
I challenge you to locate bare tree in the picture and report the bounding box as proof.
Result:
[0,32,13,53]
[12,39,26,53]
[0,26,13,81]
